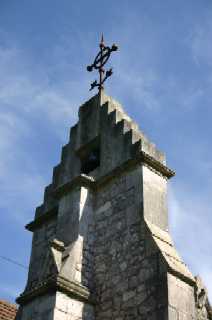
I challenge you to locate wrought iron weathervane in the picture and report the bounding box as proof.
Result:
[87,35,118,91]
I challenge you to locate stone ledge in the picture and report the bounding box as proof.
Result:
[16,275,94,306]
[167,268,196,287]
[140,151,175,179]
[53,150,175,199]
[95,151,175,190]
[54,174,95,199]
[51,239,65,252]
[25,207,58,232]
[145,219,195,287]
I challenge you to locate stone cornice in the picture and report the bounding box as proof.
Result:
[145,219,195,287]
[54,175,95,199]
[50,239,65,252]
[95,151,174,190]
[167,268,196,287]
[16,275,94,306]
[140,151,175,179]
[25,207,58,232]
[53,151,175,199]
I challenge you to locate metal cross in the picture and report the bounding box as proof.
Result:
[87,34,118,92]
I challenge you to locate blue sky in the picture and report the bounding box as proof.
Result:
[0,0,212,303]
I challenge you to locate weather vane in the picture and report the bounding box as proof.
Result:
[87,34,118,92]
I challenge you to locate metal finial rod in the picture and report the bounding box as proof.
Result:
[87,34,118,92]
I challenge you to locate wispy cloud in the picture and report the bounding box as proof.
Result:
[0,43,78,136]
[169,184,212,302]
[0,39,81,225]
[190,18,212,67]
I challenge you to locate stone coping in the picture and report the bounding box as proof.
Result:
[16,275,94,306]
[54,174,95,198]
[25,206,58,232]
[140,151,175,178]
[50,239,65,252]
[145,219,195,287]
[54,150,175,198]
[96,151,175,190]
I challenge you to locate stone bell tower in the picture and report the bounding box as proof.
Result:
[15,90,211,320]
[15,36,211,320]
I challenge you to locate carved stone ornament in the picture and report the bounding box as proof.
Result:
[40,239,65,279]
[195,276,212,320]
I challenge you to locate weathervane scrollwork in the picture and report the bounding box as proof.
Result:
[87,34,118,91]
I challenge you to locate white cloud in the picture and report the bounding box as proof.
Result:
[0,40,80,225]
[169,183,212,302]
[116,68,160,110]
[0,43,78,137]
[191,18,212,67]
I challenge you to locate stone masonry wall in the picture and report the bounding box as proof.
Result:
[18,294,56,320]
[26,218,57,291]
[93,166,168,320]
[143,165,168,231]
[18,292,95,320]
[54,292,94,320]
[168,273,196,320]
[58,186,95,291]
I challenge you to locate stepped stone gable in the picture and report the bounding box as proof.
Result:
[15,92,211,320]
